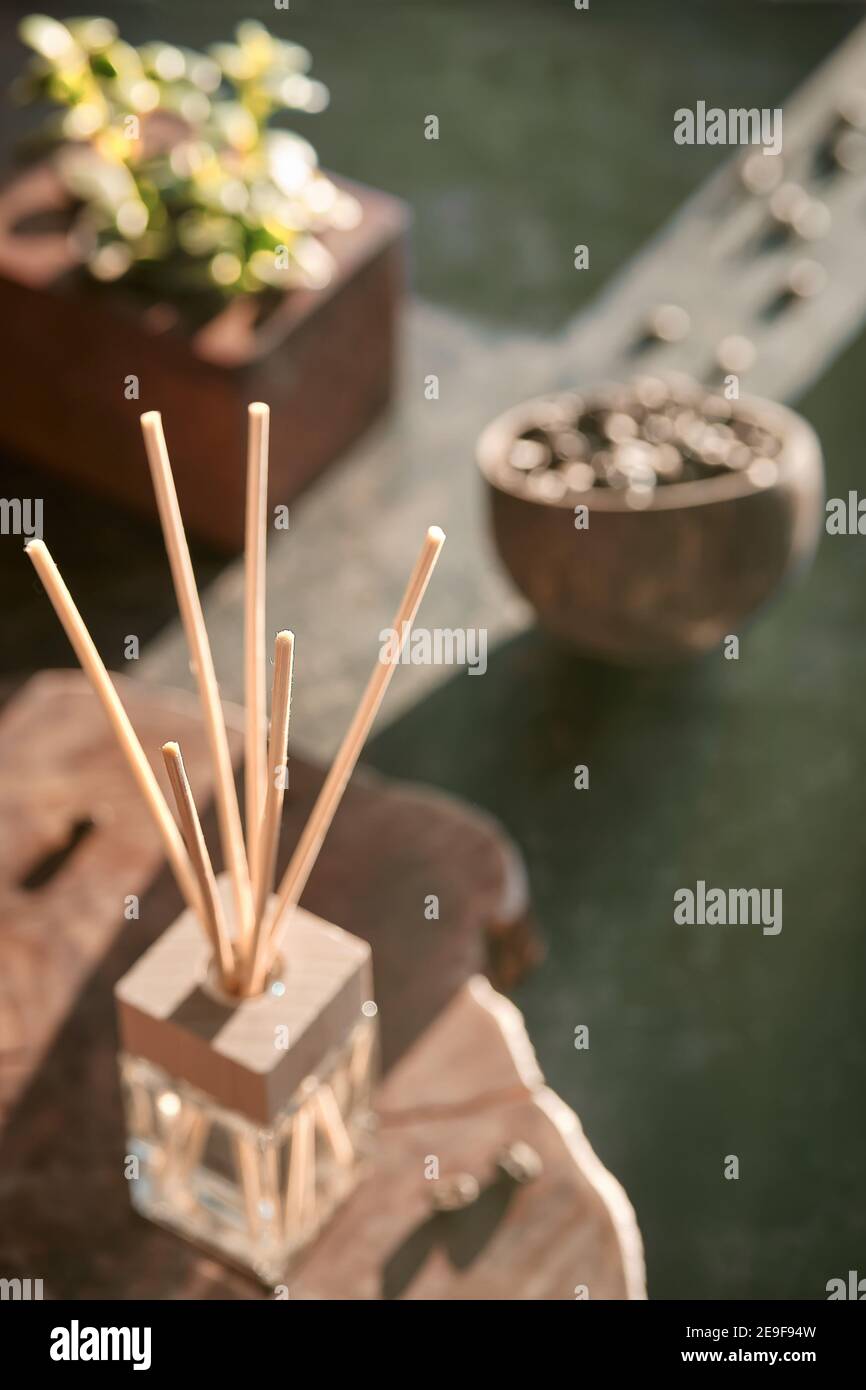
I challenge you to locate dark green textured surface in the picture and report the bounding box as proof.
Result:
[366,331,866,1299]
[2,0,865,1300]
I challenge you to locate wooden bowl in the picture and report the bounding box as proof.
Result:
[477,389,824,664]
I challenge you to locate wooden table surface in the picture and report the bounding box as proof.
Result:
[0,671,644,1299]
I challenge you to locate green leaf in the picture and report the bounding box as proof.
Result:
[89,52,116,79]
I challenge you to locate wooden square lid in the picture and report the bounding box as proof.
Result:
[115,878,373,1126]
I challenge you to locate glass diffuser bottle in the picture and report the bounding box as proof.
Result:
[27,401,443,1287]
[115,877,377,1284]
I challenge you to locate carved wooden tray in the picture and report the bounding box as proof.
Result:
[0,671,644,1298]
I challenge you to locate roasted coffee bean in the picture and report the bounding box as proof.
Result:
[743,426,780,456]
[652,443,684,480]
[787,258,828,299]
[832,129,866,174]
[643,412,675,444]
[534,469,568,501]
[769,182,810,230]
[647,303,691,344]
[716,334,756,374]
[698,425,736,467]
[673,410,705,451]
[606,442,657,490]
[747,457,779,489]
[602,411,639,444]
[431,1173,480,1212]
[793,198,831,241]
[510,437,551,471]
[740,149,784,195]
[564,462,596,492]
[553,428,590,461]
[727,443,754,470]
[496,1141,543,1185]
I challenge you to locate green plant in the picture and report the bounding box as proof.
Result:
[13,14,361,293]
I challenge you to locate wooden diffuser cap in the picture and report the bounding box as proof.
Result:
[115,876,373,1126]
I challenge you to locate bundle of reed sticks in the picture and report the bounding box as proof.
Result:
[26,405,444,997]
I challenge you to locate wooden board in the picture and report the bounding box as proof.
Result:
[296,977,645,1300]
[0,671,642,1298]
[558,20,866,406]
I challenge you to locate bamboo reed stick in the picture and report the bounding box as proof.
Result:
[234,1133,262,1241]
[284,1103,314,1237]
[176,1109,210,1183]
[140,412,252,948]
[316,1085,355,1167]
[162,741,236,989]
[254,527,445,986]
[244,402,269,888]
[243,630,294,991]
[25,539,201,916]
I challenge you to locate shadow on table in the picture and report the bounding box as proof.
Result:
[382,1180,516,1299]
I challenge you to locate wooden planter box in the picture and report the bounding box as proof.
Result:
[0,161,408,551]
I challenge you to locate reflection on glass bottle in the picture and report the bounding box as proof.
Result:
[120,1015,377,1284]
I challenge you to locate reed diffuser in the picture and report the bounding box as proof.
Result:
[26,407,444,1281]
